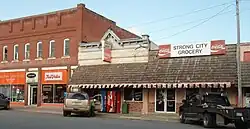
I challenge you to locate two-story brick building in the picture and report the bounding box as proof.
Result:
[0,3,138,107]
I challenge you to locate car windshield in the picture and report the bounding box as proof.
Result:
[204,94,230,106]
[67,93,89,100]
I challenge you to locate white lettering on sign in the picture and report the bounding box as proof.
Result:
[45,72,62,81]
[171,42,211,57]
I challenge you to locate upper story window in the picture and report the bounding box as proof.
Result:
[63,39,70,56]
[2,46,8,61]
[13,44,19,60]
[25,43,30,59]
[244,51,250,62]
[49,40,55,58]
[37,42,42,58]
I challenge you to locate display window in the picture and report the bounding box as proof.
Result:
[124,88,143,101]
[42,84,66,103]
[0,85,24,102]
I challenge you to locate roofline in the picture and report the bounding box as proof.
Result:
[0,7,77,24]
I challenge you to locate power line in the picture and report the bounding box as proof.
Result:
[147,9,235,34]
[154,4,233,42]
[126,1,234,28]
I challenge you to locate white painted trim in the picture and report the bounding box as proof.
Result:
[71,66,78,69]
[63,38,70,56]
[2,46,7,61]
[49,40,55,57]
[28,68,39,71]
[100,29,120,42]
[154,89,177,113]
[13,44,19,60]
[24,43,30,59]
[0,69,25,72]
[42,66,67,70]
[37,41,42,58]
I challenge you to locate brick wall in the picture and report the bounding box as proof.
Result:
[127,102,143,113]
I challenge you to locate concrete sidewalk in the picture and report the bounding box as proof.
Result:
[11,105,179,122]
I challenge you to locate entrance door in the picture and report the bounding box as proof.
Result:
[30,86,37,105]
[155,89,176,113]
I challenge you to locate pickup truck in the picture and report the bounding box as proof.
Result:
[179,92,250,129]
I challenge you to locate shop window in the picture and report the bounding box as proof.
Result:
[2,46,8,61]
[49,40,55,57]
[0,85,24,102]
[211,88,221,92]
[124,88,143,101]
[24,43,30,59]
[63,39,70,56]
[42,84,66,103]
[37,42,42,58]
[13,44,19,60]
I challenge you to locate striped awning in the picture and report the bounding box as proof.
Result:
[68,82,231,90]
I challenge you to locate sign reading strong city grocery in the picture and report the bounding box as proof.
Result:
[158,40,226,58]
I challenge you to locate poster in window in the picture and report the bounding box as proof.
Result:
[101,40,112,63]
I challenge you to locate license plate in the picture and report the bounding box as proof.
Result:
[72,101,81,105]
[236,112,243,116]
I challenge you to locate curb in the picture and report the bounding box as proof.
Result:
[14,109,179,122]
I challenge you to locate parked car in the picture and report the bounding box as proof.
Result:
[63,92,95,117]
[179,92,250,129]
[0,93,10,110]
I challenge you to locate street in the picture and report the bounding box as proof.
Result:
[0,110,235,129]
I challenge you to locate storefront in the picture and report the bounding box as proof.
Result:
[0,71,26,105]
[41,69,68,105]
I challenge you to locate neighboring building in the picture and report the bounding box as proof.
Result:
[69,40,238,114]
[0,3,138,107]
[240,43,250,107]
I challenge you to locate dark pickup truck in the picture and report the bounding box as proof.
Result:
[179,92,250,129]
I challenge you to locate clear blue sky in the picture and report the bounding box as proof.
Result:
[0,0,249,45]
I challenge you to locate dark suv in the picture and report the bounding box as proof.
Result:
[0,93,10,110]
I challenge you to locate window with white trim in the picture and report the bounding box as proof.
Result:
[24,43,30,59]
[63,39,70,56]
[37,42,42,58]
[13,44,19,60]
[3,46,8,61]
[49,40,55,57]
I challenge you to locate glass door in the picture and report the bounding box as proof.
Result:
[30,86,37,105]
[155,89,176,113]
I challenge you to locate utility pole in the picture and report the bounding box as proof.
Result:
[236,0,242,107]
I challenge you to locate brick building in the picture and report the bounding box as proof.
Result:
[69,38,238,114]
[0,3,138,107]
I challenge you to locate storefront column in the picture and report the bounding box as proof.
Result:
[120,88,124,114]
[24,68,29,106]
[142,89,149,114]
[67,65,71,93]
[37,67,42,107]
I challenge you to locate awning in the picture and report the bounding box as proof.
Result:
[68,82,231,90]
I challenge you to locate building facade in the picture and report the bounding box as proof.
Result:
[69,36,238,114]
[0,3,138,107]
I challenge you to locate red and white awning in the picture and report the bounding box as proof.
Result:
[69,82,231,89]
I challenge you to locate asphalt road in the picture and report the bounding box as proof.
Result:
[0,110,235,129]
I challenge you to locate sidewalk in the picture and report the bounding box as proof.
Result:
[11,105,179,122]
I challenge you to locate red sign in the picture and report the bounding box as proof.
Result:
[103,48,112,62]
[210,40,226,55]
[158,45,171,58]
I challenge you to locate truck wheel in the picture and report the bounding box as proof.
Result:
[63,111,71,117]
[203,113,216,128]
[235,120,248,129]
[180,112,186,123]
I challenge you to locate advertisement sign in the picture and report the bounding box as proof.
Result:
[41,70,68,84]
[0,72,25,84]
[158,40,226,58]
[26,72,38,83]
[44,72,62,81]
[101,40,112,63]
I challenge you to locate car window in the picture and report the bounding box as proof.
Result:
[0,93,5,99]
[67,93,89,100]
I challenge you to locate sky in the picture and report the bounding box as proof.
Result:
[0,0,249,45]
